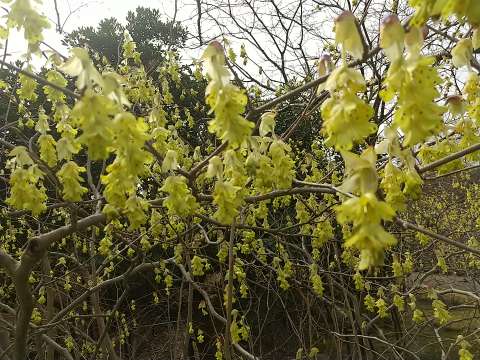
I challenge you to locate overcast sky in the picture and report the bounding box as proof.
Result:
[7,0,190,66]
[3,0,340,84]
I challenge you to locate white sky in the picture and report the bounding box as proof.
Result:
[2,0,355,91]
[6,0,190,66]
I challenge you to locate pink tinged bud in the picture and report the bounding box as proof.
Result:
[201,41,226,63]
[315,54,333,94]
[210,40,224,53]
[404,26,424,55]
[334,11,364,60]
[382,14,400,27]
[446,95,465,115]
[336,10,355,23]
[317,54,333,76]
[201,41,230,91]
[380,14,405,61]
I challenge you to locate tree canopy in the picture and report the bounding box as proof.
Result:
[63,7,187,67]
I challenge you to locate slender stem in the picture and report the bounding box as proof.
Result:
[171,261,258,360]
[224,219,236,360]
[396,218,480,257]
[92,289,128,359]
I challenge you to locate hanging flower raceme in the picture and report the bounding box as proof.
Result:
[336,149,397,270]
[206,150,248,225]
[6,146,47,215]
[334,11,365,60]
[381,26,445,146]
[161,176,199,218]
[321,11,376,151]
[5,0,50,53]
[201,41,254,148]
[322,12,395,270]
[464,72,480,124]
[57,161,88,202]
[101,113,153,227]
[320,66,377,151]
[376,127,424,206]
[59,48,104,90]
[380,14,405,63]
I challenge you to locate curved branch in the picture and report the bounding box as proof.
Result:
[28,213,106,257]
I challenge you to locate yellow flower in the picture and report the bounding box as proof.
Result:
[446,95,465,116]
[380,14,405,62]
[201,41,230,92]
[473,28,480,50]
[334,11,364,60]
[451,38,473,69]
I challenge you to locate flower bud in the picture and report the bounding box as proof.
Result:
[206,155,223,178]
[422,26,429,40]
[335,11,364,60]
[316,54,334,94]
[316,54,333,76]
[380,14,405,61]
[446,95,465,116]
[201,41,230,89]
[259,111,276,137]
[245,153,258,176]
[162,150,179,173]
[404,26,424,57]
[209,40,224,53]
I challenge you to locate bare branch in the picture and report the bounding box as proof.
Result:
[0,60,80,100]
[418,142,480,174]
[396,218,480,257]
[0,250,18,278]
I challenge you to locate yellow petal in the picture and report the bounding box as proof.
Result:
[335,11,364,60]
